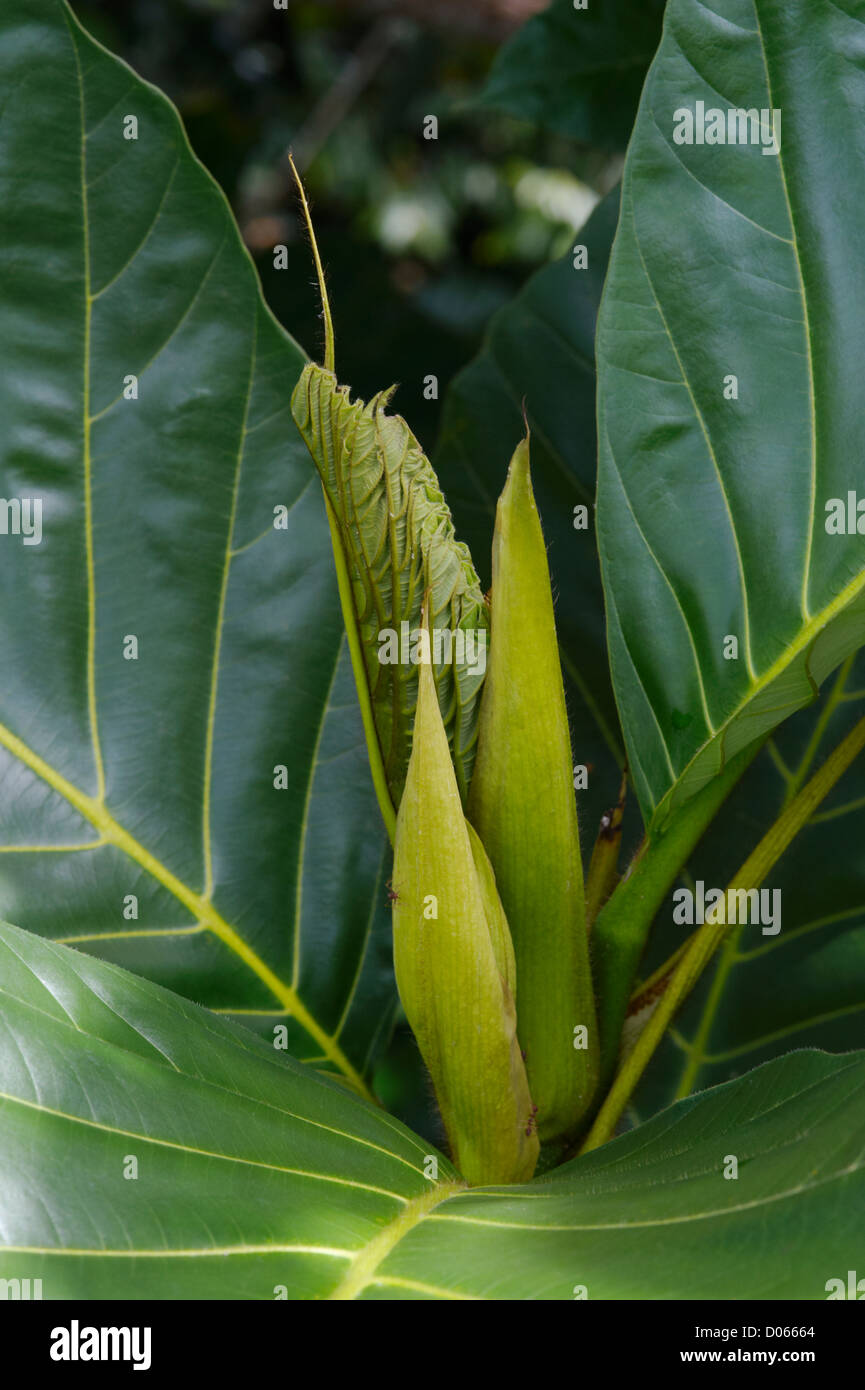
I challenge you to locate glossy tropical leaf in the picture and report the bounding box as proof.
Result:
[0,921,862,1299]
[291,364,489,809]
[434,191,625,839]
[0,921,456,1300]
[0,0,395,1091]
[478,0,666,148]
[597,0,865,830]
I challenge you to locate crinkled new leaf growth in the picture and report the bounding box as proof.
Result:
[292,364,488,810]
[392,626,538,1186]
[468,434,598,1143]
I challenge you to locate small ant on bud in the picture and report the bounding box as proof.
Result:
[385,878,399,903]
[524,1104,539,1137]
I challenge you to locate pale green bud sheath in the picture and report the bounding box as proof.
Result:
[466,820,516,1000]
[392,609,539,1186]
[467,435,598,1142]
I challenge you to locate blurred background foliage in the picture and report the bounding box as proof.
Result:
[74,0,663,1135]
[76,0,631,450]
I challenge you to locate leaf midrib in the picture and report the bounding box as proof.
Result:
[428,1162,860,1232]
[752,0,818,616]
[0,1089,407,1202]
[65,6,105,808]
[329,1180,466,1300]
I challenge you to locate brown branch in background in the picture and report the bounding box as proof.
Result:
[243,15,410,246]
[290,17,409,172]
[312,0,547,42]
[242,0,544,247]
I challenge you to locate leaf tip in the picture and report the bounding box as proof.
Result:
[287,149,335,375]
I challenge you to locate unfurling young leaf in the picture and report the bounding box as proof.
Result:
[392,610,539,1186]
[292,367,488,811]
[288,159,487,829]
[468,434,598,1143]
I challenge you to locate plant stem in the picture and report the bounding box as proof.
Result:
[782,653,853,806]
[581,710,865,1153]
[672,920,741,1100]
[288,152,335,374]
[628,937,690,1006]
[591,745,757,1086]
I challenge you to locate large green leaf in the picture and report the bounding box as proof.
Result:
[597,0,865,830]
[434,192,625,838]
[0,922,861,1299]
[478,0,666,148]
[0,0,395,1089]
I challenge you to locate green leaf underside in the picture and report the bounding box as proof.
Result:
[0,922,862,1299]
[0,0,395,1088]
[478,0,666,149]
[597,0,865,830]
[292,364,489,806]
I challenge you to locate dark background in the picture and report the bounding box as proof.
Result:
[75,0,619,453]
